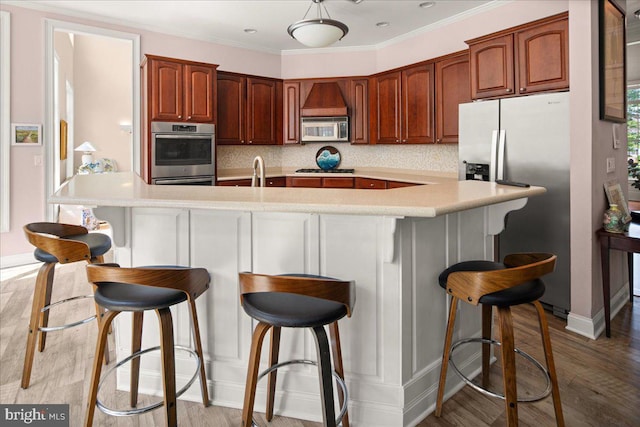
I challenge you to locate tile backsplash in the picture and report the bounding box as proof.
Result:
[217,144,458,172]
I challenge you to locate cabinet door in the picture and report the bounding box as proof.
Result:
[372,71,402,144]
[184,64,215,123]
[217,73,246,145]
[247,77,278,145]
[469,34,515,99]
[323,177,354,188]
[349,78,369,144]
[436,53,470,144]
[150,59,184,121]
[402,63,435,144]
[286,176,323,188]
[355,177,387,189]
[516,19,569,94]
[283,81,300,145]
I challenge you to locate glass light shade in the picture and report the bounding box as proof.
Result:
[288,19,348,48]
[75,141,97,152]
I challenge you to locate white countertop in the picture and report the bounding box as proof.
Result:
[50,171,546,218]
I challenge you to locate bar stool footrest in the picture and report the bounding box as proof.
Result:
[449,337,552,402]
[251,359,348,427]
[96,345,200,417]
[39,294,97,332]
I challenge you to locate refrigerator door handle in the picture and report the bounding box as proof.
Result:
[496,129,506,181]
[490,130,499,182]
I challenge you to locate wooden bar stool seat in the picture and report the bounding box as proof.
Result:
[83,265,210,427]
[239,273,355,427]
[21,222,112,389]
[435,253,564,427]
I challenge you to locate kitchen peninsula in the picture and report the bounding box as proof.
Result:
[50,171,544,426]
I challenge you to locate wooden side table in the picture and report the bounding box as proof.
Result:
[597,224,639,337]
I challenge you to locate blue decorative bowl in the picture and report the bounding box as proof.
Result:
[316,146,341,170]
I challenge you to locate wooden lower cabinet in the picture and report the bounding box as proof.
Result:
[387,180,417,189]
[355,177,387,189]
[218,176,286,187]
[286,176,354,188]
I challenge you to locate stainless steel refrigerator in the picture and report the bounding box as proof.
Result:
[458,92,570,317]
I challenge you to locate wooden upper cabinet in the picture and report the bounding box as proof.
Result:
[370,63,434,144]
[246,77,281,145]
[469,34,515,99]
[516,18,569,94]
[217,73,283,145]
[402,63,435,144]
[349,78,369,144]
[217,73,246,144]
[467,12,568,100]
[146,56,216,123]
[184,64,215,122]
[283,81,300,145]
[435,51,471,144]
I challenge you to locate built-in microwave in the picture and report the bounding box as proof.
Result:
[301,116,349,142]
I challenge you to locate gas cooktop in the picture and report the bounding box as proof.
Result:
[295,168,355,174]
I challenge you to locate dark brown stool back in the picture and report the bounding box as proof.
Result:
[239,273,355,427]
[21,222,112,389]
[435,253,564,427]
[84,264,210,427]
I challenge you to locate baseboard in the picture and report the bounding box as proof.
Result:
[566,284,630,339]
[0,252,36,268]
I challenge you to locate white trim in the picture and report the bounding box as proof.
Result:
[44,19,140,221]
[566,283,630,339]
[0,253,37,269]
[0,11,10,233]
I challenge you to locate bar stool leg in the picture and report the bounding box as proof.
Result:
[91,256,111,365]
[329,321,349,427]
[533,301,565,427]
[130,311,144,407]
[266,326,281,421]
[22,262,55,389]
[38,265,55,352]
[435,297,459,417]
[84,309,119,427]
[496,306,518,427]
[481,304,492,388]
[312,325,337,427]
[188,299,210,406]
[242,322,273,427]
[157,308,178,427]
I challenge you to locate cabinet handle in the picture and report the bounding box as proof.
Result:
[402,139,407,143]
[241,140,245,144]
[505,89,512,93]
[520,88,526,92]
[249,140,253,144]
[436,139,441,144]
[178,115,182,118]
[188,116,192,119]
[370,183,374,187]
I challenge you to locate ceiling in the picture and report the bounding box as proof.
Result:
[15,0,496,53]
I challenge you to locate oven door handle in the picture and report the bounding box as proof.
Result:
[154,177,213,185]
[153,134,212,139]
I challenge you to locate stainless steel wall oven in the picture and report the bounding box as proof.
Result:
[151,122,215,185]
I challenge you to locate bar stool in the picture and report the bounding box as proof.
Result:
[238,273,355,427]
[435,253,564,427]
[21,222,112,389]
[84,264,210,427]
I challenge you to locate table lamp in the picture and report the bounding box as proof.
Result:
[75,141,97,165]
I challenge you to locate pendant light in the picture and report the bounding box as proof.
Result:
[287,0,349,48]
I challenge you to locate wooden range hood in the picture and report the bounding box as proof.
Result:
[301,82,348,117]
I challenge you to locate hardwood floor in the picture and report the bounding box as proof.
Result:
[1,262,638,426]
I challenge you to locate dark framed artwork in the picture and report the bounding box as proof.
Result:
[599,0,626,123]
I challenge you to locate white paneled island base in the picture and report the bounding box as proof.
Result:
[50,172,542,426]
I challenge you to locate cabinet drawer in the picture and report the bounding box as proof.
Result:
[355,177,387,189]
[217,179,252,187]
[266,177,286,187]
[286,177,323,188]
[387,180,417,189]
[323,177,354,188]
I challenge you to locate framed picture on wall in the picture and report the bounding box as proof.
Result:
[11,123,42,146]
[599,0,626,123]
[60,119,67,160]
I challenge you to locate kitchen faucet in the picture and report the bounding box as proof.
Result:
[251,156,265,187]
